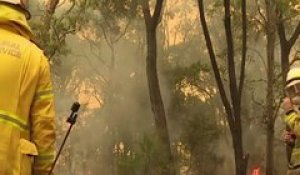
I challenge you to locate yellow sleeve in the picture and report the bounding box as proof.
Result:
[30,56,56,173]
[283,111,300,136]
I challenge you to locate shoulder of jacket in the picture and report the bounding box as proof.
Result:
[28,42,44,56]
[29,35,44,51]
[26,41,50,66]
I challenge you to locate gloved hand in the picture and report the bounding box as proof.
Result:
[282,130,296,145]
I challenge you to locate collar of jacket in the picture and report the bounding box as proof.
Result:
[0,5,33,40]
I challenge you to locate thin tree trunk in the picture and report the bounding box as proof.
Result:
[197,0,248,174]
[146,28,172,175]
[44,0,59,32]
[142,1,174,175]
[266,121,275,175]
[265,0,277,175]
[224,0,246,174]
[278,18,300,81]
[41,0,59,56]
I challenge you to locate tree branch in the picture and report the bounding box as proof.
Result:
[277,15,288,44]
[197,0,234,128]
[142,0,152,27]
[46,0,60,15]
[113,19,132,43]
[238,0,247,106]
[152,0,164,27]
[100,23,113,49]
[224,0,238,117]
[255,0,266,24]
[287,22,300,48]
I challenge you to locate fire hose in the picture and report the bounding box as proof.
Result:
[48,102,81,175]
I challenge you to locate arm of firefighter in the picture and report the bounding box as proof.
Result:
[31,56,56,174]
[283,111,300,136]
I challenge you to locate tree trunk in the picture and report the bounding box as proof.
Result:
[266,121,275,175]
[145,24,173,175]
[280,46,290,81]
[44,0,59,34]
[265,0,277,174]
[278,19,293,82]
[41,0,59,56]
[197,0,248,174]
[142,1,173,175]
[277,17,300,81]
[232,129,242,174]
[232,127,248,175]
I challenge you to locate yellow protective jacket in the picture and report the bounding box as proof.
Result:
[0,5,56,175]
[283,111,300,169]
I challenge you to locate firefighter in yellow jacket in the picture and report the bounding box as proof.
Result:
[282,67,300,175]
[0,0,56,174]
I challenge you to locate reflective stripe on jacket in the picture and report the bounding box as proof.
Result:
[0,5,56,175]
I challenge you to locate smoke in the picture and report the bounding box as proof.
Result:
[51,22,157,174]
[45,0,300,175]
